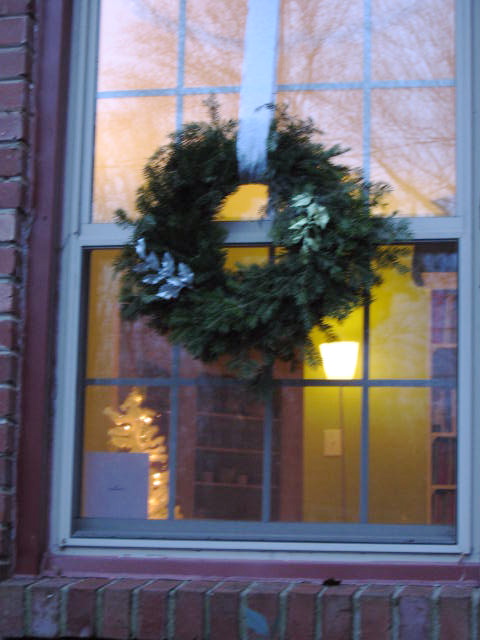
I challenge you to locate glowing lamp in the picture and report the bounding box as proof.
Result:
[320,341,359,380]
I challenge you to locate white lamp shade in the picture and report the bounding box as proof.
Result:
[320,341,359,380]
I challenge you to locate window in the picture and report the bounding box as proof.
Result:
[52,0,474,552]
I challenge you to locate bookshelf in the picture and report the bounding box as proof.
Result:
[426,274,457,525]
[192,381,280,521]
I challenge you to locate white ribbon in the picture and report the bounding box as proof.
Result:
[236,0,281,181]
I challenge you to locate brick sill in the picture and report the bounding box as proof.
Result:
[41,553,480,584]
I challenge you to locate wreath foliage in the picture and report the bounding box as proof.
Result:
[115,105,409,390]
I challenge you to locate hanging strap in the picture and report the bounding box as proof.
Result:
[236,0,281,182]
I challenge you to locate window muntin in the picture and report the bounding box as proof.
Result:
[56,1,468,542]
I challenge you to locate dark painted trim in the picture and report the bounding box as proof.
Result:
[41,554,480,584]
[16,0,73,575]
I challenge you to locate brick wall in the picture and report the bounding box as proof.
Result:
[0,0,35,579]
[0,577,478,640]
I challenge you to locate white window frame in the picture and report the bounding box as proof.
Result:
[49,0,479,562]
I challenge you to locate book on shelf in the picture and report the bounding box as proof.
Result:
[431,438,457,485]
[431,489,456,525]
[431,290,457,344]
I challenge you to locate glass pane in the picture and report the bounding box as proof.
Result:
[369,387,431,525]
[92,96,176,222]
[184,0,248,87]
[371,0,455,82]
[86,250,172,379]
[277,0,364,84]
[277,90,363,171]
[371,88,455,216]
[182,93,240,124]
[370,243,458,380]
[299,387,362,523]
[97,0,179,91]
[177,384,264,520]
[81,385,172,520]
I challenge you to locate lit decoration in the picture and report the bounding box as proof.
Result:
[104,388,182,519]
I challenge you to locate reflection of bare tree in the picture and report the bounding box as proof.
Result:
[184,0,247,87]
[371,0,454,81]
[97,0,456,217]
[278,0,455,216]
[278,0,364,84]
[97,0,179,90]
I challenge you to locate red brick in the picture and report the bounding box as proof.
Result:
[0,318,18,350]
[0,353,16,382]
[358,584,395,640]
[0,385,16,416]
[0,112,26,141]
[398,585,434,640]
[0,456,12,485]
[0,80,29,109]
[0,525,11,557]
[438,585,472,640]
[0,282,16,314]
[0,212,18,241]
[0,248,17,276]
[320,584,359,640]
[0,490,11,521]
[0,146,24,176]
[0,15,30,45]
[245,582,289,640]
[174,580,216,640]
[210,581,251,640]
[136,579,181,640]
[0,0,33,15]
[28,578,75,637]
[0,422,13,453]
[285,582,324,640]
[64,577,111,638]
[0,577,33,637]
[0,48,29,79]
[0,179,23,208]
[99,578,147,639]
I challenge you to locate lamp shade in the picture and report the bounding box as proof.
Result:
[320,341,359,380]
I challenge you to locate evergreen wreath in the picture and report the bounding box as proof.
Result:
[115,105,409,390]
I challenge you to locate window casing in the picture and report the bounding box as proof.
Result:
[50,0,477,555]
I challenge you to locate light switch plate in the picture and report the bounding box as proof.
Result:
[324,429,342,456]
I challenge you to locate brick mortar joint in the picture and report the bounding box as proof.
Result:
[0,42,33,51]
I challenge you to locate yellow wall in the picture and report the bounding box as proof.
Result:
[303,249,430,523]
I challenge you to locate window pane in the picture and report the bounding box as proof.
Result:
[371,0,455,82]
[177,384,265,521]
[277,90,363,172]
[97,0,179,91]
[277,0,364,84]
[92,97,176,222]
[184,0,248,87]
[371,88,455,216]
[369,387,431,525]
[288,386,362,523]
[86,250,172,379]
[370,244,458,380]
[81,385,172,520]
